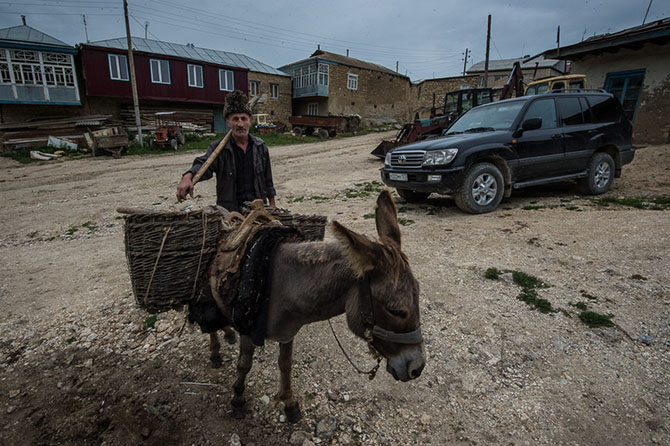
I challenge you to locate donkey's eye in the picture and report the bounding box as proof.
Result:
[387,307,408,319]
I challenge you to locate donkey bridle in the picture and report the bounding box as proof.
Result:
[358,274,423,345]
[328,273,423,380]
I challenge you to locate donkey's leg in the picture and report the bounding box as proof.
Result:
[208,332,222,368]
[223,325,237,345]
[278,339,301,423]
[231,335,255,419]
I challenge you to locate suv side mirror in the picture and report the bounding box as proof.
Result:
[514,118,542,138]
[522,118,542,131]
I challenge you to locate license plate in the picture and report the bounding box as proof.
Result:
[389,172,408,181]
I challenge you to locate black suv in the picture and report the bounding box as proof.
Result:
[381,91,634,213]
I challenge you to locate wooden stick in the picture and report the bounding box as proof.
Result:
[192,130,232,185]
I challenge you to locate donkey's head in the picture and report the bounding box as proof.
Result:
[331,190,425,382]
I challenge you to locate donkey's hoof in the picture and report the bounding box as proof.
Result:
[224,333,237,345]
[285,406,302,423]
[210,357,222,369]
[231,406,247,419]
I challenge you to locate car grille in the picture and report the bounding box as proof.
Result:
[389,150,425,168]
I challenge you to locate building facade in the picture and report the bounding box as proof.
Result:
[280,50,412,126]
[544,18,670,144]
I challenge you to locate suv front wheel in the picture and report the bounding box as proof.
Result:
[454,162,504,214]
[578,152,614,195]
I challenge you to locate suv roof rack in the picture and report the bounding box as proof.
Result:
[544,88,609,94]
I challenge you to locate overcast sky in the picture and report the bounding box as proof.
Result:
[1,0,667,80]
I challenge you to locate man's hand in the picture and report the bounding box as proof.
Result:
[268,196,276,208]
[177,173,194,201]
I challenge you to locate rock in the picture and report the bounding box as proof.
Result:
[420,414,431,425]
[230,433,241,446]
[289,430,312,444]
[9,389,20,399]
[259,395,270,405]
[6,406,16,414]
[316,415,337,437]
[639,334,653,345]
[141,427,151,438]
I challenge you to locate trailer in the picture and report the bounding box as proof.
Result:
[85,126,129,158]
[289,115,361,138]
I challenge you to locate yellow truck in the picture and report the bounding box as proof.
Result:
[524,74,587,95]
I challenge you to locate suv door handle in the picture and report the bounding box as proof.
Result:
[551,134,562,139]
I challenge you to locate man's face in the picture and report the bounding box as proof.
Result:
[227,113,251,139]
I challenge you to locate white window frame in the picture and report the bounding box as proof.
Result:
[249,80,259,96]
[108,54,129,81]
[347,73,358,90]
[150,58,171,84]
[187,64,203,88]
[219,69,234,91]
[270,83,279,99]
[307,103,318,116]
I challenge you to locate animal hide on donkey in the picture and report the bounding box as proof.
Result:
[191,190,425,422]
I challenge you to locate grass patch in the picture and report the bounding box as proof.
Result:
[484,267,501,280]
[65,337,75,344]
[143,314,157,330]
[81,221,98,231]
[579,311,614,328]
[512,271,550,289]
[345,181,384,199]
[363,213,375,219]
[517,288,553,313]
[65,226,79,236]
[397,217,415,226]
[522,205,546,211]
[570,302,588,311]
[589,195,670,210]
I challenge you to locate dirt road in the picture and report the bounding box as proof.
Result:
[1,132,668,445]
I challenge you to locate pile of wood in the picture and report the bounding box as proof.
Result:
[0,115,112,151]
[120,106,213,132]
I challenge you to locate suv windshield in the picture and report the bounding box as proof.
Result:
[446,101,525,134]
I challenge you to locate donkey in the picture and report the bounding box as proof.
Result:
[211,190,425,422]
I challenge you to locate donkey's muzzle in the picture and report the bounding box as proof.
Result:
[386,350,425,382]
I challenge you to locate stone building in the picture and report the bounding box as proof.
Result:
[279,49,411,126]
[409,75,480,118]
[544,17,670,144]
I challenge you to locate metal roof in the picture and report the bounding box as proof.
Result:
[468,55,564,73]
[280,49,407,78]
[87,37,288,76]
[0,25,72,48]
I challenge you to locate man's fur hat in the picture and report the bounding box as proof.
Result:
[224,90,252,118]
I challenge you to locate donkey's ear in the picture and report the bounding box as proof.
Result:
[375,190,401,247]
[331,220,384,276]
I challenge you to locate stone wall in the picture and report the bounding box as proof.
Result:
[570,43,670,144]
[246,72,292,126]
[409,75,480,117]
[325,64,411,125]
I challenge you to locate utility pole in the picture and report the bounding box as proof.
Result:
[556,25,561,58]
[82,15,89,43]
[643,0,653,24]
[145,22,148,39]
[21,15,26,25]
[123,0,143,146]
[484,15,491,87]
[396,61,399,72]
[462,48,469,76]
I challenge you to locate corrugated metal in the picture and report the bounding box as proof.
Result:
[88,37,288,77]
[0,25,71,48]
[468,56,563,73]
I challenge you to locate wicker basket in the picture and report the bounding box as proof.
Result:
[121,207,225,312]
[120,205,327,312]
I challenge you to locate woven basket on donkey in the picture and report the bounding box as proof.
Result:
[246,205,328,242]
[120,207,225,313]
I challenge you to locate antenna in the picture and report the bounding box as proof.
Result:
[82,15,89,43]
[643,0,654,24]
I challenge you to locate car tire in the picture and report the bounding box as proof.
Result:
[292,127,303,136]
[454,162,504,214]
[577,152,614,195]
[396,189,430,203]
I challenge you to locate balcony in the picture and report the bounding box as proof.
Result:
[293,84,328,99]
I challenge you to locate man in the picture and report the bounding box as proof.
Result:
[177,90,276,211]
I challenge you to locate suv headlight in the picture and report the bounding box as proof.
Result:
[384,151,392,167]
[422,148,458,166]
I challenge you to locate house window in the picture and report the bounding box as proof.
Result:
[347,73,358,90]
[307,103,318,116]
[219,69,234,91]
[270,83,279,98]
[604,69,645,121]
[318,63,329,85]
[249,80,259,96]
[150,59,170,84]
[187,64,203,88]
[108,54,129,81]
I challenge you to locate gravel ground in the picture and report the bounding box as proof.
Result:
[0,132,668,446]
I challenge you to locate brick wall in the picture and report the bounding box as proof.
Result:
[325,64,411,125]
[246,72,292,125]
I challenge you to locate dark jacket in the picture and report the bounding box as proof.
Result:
[185,134,276,211]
